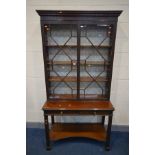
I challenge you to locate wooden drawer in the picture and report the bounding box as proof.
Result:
[45,110,112,115]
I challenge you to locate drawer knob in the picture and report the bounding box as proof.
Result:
[60,111,63,115]
[72,61,77,66]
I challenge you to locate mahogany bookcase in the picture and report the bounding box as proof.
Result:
[36,10,122,151]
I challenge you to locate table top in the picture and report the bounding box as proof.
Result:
[42,100,114,111]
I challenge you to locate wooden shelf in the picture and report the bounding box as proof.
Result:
[45,45,111,48]
[81,61,110,65]
[48,76,76,82]
[47,61,71,65]
[49,86,105,90]
[79,94,107,99]
[49,94,77,99]
[49,94,107,99]
[47,60,110,65]
[49,123,106,141]
[48,76,108,82]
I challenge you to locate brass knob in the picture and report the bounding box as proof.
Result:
[73,62,76,66]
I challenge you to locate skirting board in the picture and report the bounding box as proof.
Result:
[26,122,129,132]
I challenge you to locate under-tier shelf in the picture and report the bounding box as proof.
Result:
[50,123,106,141]
[48,76,109,82]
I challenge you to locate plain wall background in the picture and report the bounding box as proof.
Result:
[26,0,129,125]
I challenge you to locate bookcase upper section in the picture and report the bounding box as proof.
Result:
[37,10,122,101]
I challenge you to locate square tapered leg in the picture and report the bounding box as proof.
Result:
[105,114,113,151]
[102,116,105,126]
[44,114,51,150]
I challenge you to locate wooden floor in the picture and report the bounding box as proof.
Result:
[50,123,107,141]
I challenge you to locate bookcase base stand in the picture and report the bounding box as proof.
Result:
[44,112,113,151]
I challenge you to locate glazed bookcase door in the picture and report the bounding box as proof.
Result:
[44,24,78,100]
[79,24,113,100]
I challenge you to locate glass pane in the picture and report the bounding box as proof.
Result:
[80,24,112,100]
[44,24,77,99]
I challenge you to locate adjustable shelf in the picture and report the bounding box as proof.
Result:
[48,76,109,82]
[45,45,112,48]
[49,94,77,99]
[47,60,111,65]
[49,94,108,100]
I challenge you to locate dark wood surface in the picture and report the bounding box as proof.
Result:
[50,123,106,141]
[43,100,114,111]
[36,10,122,17]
